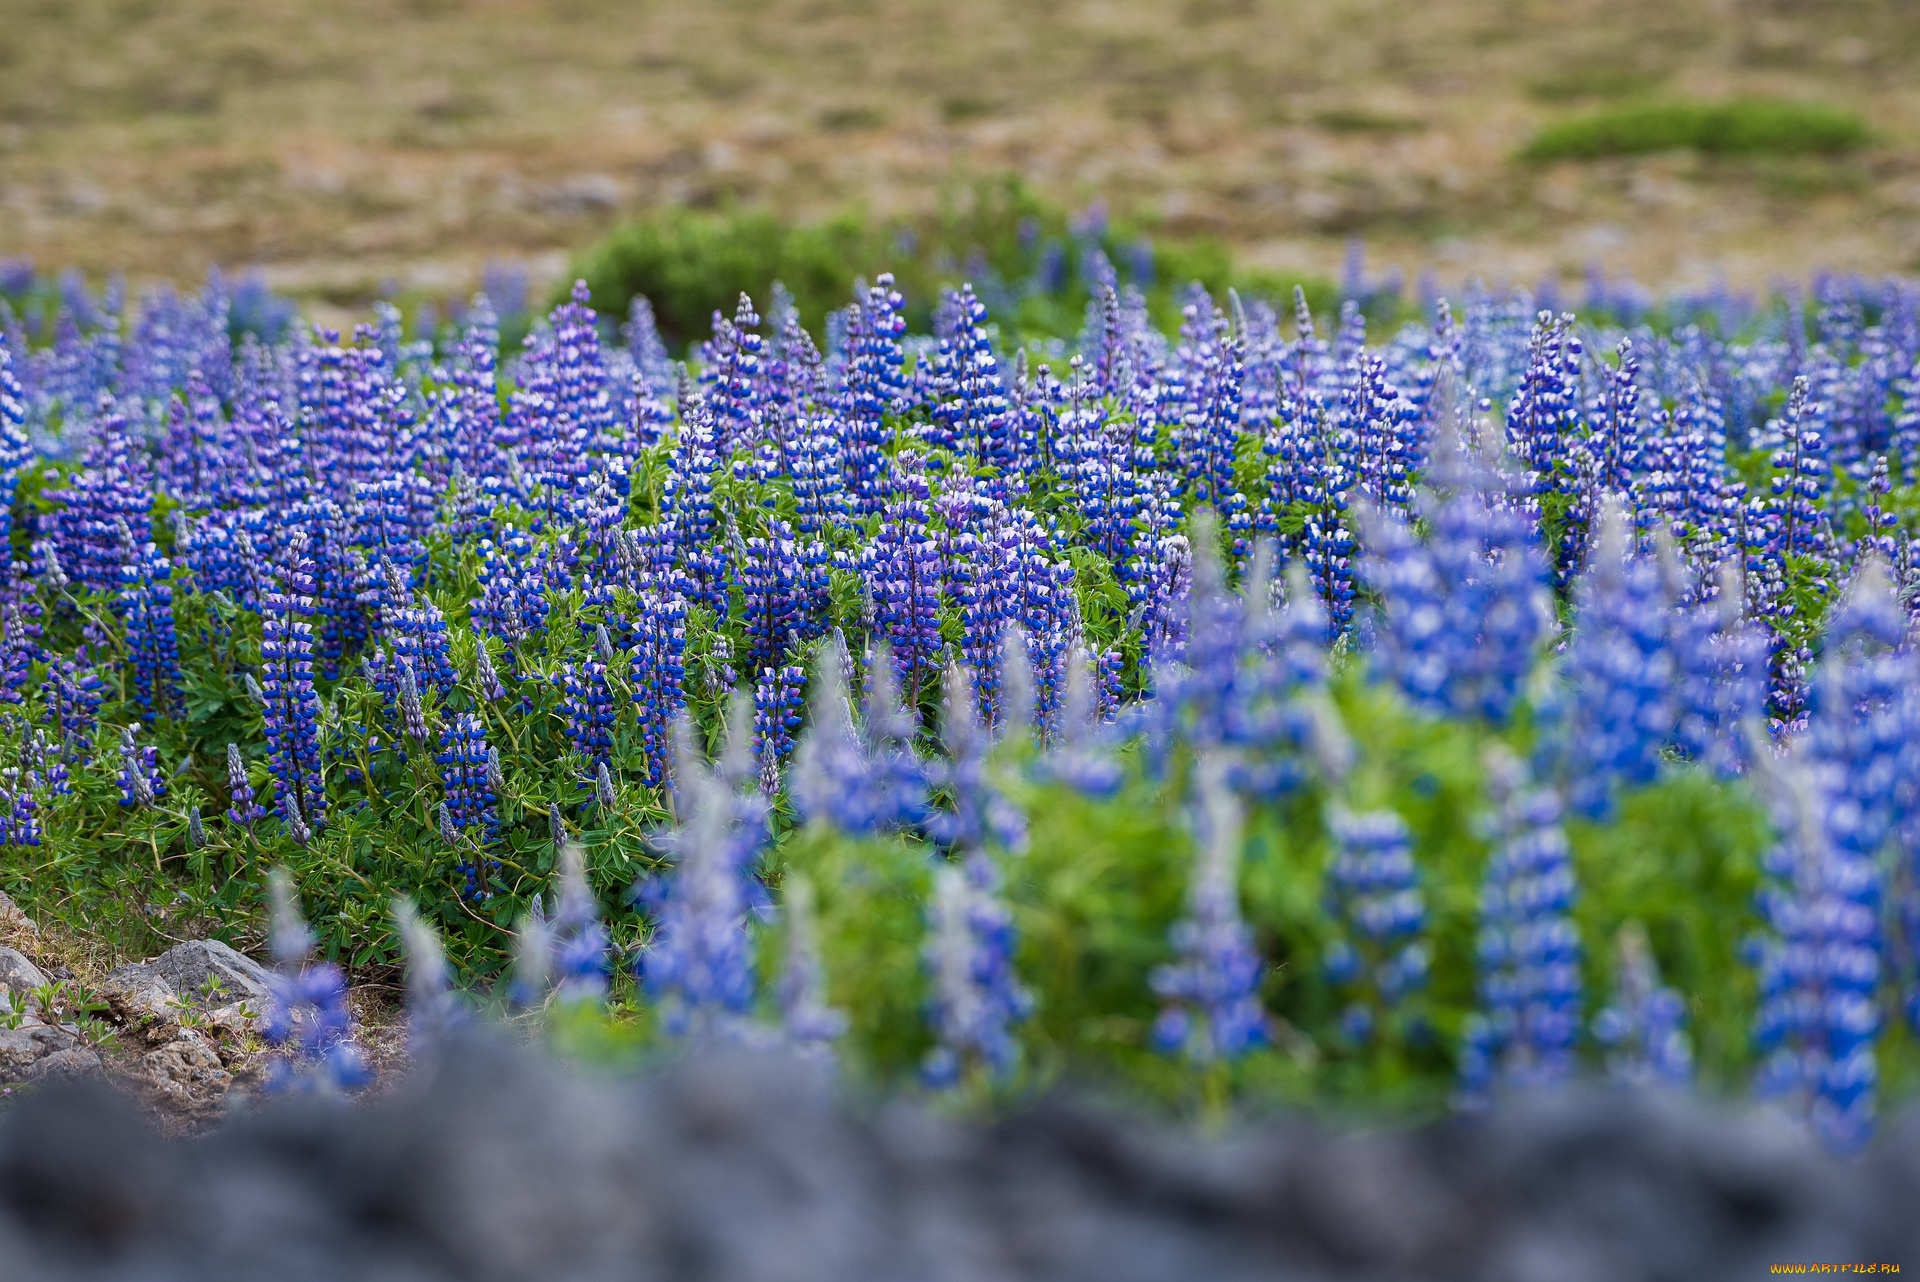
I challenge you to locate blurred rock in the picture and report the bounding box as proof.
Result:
[0,1039,1909,1280]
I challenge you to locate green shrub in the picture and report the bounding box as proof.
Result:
[1522,98,1871,162]
[566,179,1348,349]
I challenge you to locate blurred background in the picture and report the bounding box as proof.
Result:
[0,0,1915,311]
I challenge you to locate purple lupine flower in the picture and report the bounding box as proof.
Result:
[1033,644,1124,797]
[394,659,429,745]
[1150,756,1269,1065]
[1749,744,1884,1154]
[1593,923,1693,1088]
[835,273,908,513]
[921,851,1032,1088]
[550,840,610,1005]
[778,874,847,1057]
[261,869,371,1096]
[471,630,507,703]
[45,397,154,597]
[1558,499,1676,818]
[1345,350,1418,515]
[1323,807,1429,1046]
[0,766,39,848]
[700,292,767,455]
[928,284,1011,467]
[928,664,1027,856]
[393,897,460,1050]
[861,464,943,702]
[638,731,757,1039]
[735,517,825,674]
[116,724,163,808]
[258,532,327,831]
[557,659,616,779]
[632,578,689,790]
[752,663,805,796]
[1504,312,1587,585]
[792,637,931,835]
[225,742,263,830]
[1368,422,1552,724]
[438,712,499,900]
[1459,749,1582,1106]
[118,537,181,718]
[1667,561,1767,776]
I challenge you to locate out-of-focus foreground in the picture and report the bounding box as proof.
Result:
[0,0,1916,302]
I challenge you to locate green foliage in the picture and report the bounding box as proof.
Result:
[1522,99,1871,162]
[567,178,1343,347]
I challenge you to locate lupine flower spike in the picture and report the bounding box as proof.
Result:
[261,868,371,1096]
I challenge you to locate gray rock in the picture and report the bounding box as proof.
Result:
[147,940,274,1010]
[0,891,33,937]
[98,962,177,1027]
[0,948,47,1003]
[0,1024,100,1085]
[137,1030,232,1118]
[0,1041,1910,1280]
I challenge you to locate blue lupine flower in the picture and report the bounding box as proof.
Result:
[1367,425,1551,724]
[1460,749,1582,1105]
[1323,807,1429,1045]
[262,869,371,1096]
[778,874,847,1057]
[550,840,610,1005]
[1668,562,1768,777]
[928,664,1027,856]
[1593,923,1693,1088]
[638,727,757,1039]
[752,663,805,795]
[792,639,931,835]
[258,533,327,831]
[0,766,39,848]
[1559,499,1676,818]
[393,897,461,1051]
[225,742,263,830]
[835,273,909,512]
[116,724,164,808]
[1749,747,1884,1154]
[118,537,181,718]
[861,465,944,701]
[1150,756,1269,1065]
[928,284,1011,468]
[438,712,499,900]
[921,852,1032,1088]
[557,659,616,779]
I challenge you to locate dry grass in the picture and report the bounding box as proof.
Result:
[0,0,1917,305]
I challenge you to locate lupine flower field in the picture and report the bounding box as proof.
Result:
[2,248,1918,1155]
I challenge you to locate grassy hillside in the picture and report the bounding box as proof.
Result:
[1,0,1917,306]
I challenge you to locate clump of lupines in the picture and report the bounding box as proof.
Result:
[15,256,1920,1147]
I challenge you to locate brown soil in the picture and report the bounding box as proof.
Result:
[1,0,1916,305]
